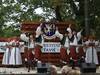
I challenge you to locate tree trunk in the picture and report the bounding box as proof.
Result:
[55,6,63,21]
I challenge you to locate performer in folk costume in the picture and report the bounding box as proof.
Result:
[68,29,78,61]
[67,24,84,63]
[27,34,35,72]
[9,38,22,65]
[2,38,11,65]
[60,31,70,63]
[85,36,99,65]
[35,22,64,62]
[35,22,44,46]
[35,25,44,61]
[20,33,35,71]
[77,30,85,59]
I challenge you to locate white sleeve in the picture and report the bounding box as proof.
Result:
[20,33,29,42]
[85,41,89,45]
[55,30,63,40]
[95,41,99,46]
[36,26,42,38]
[3,42,7,46]
[77,31,82,41]
[67,27,72,33]
[73,36,78,46]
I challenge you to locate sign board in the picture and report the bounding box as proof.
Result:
[41,42,61,53]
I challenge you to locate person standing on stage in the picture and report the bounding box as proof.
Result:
[35,23,45,63]
[27,34,35,72]
[85,36,99,65]
[67,24,84,61]
[9,38,22,66]
[20,32,35,71]
[60,31,70,63]
[35,22,44,46]
[2,38,11,65]
[77,29,85,59]
[68,29,78,61]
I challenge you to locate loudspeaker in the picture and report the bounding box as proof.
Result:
[37,63,50,73]
[81,63,96,73]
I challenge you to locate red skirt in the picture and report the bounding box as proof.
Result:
[34,45,42,60]
[60,47,69,62]
[24,48,34,61]
[69,46,77,60]
[78,46,85,58]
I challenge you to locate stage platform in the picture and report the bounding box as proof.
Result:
[0,66,99,74]
[0,67,60,75]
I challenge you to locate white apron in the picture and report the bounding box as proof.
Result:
[85,40,98,64]
[2,48,11,65]
[9,47,22,65]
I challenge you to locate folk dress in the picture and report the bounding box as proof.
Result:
[60,35,70,62]
[69,35,78,61]
[25,39,35,62]
[85,40,98,64]
[9,41,22,65]
[2,42,11,65]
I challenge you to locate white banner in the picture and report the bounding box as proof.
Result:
[41,42,61,53]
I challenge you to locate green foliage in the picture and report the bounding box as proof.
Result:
[2,26,21,38]
[0,0,100,38]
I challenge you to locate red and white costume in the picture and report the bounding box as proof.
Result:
[9,40,22,65]
[85,39,99,64]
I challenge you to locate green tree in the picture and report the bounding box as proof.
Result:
[0,0,100,37]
